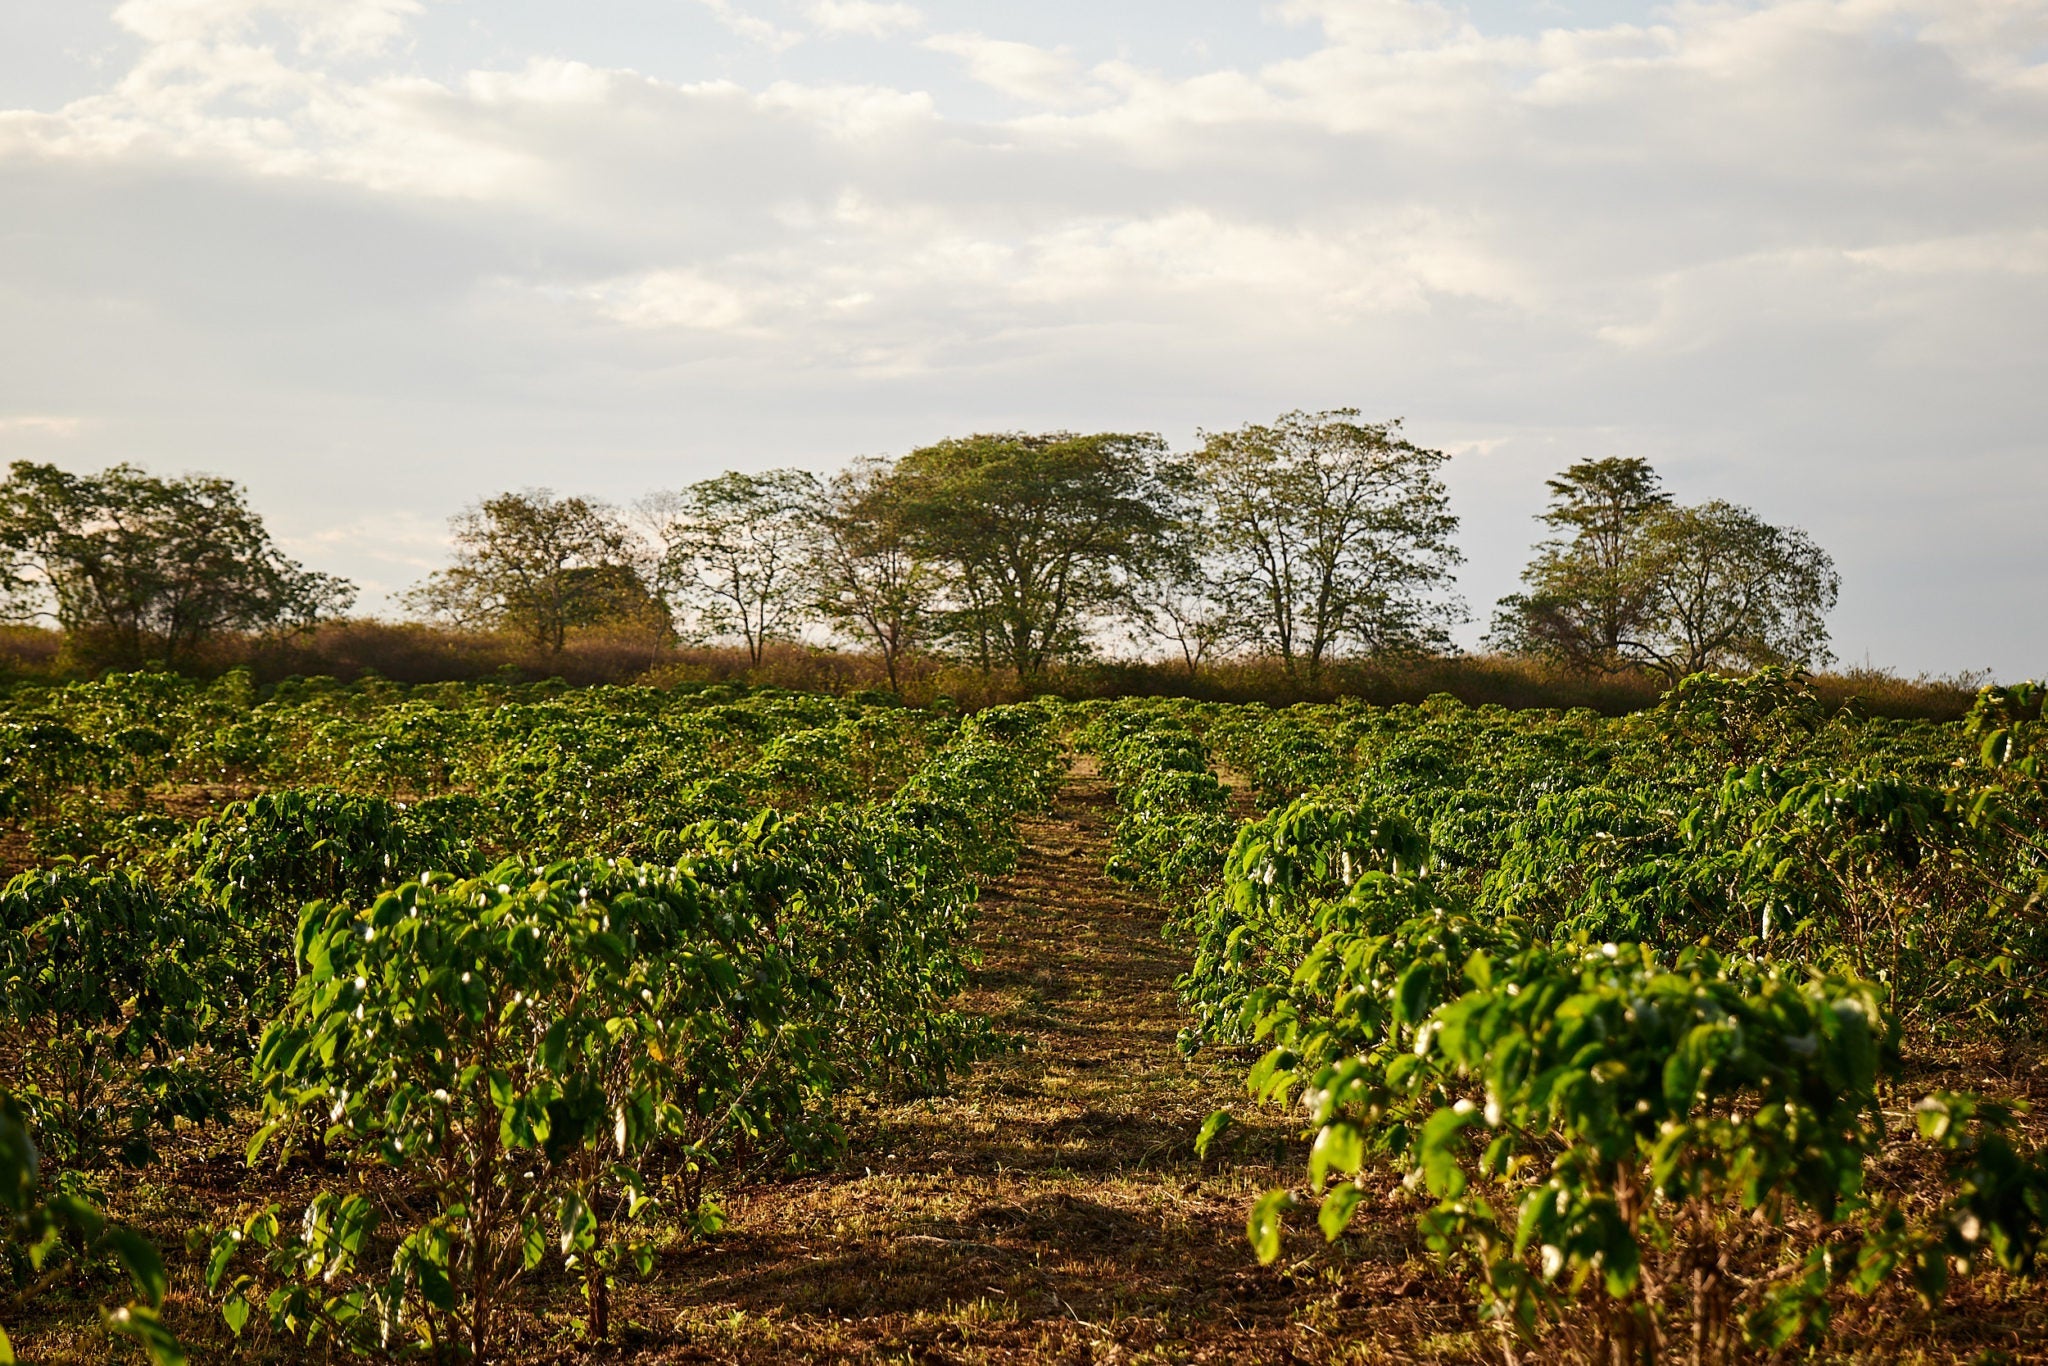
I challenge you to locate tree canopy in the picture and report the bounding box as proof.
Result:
[649,469,822,666]
[405,491,656,653]
[1487,457,1672,673]
[0,461,354,667]
[1633,500,1839,680]
[0,417,1872,696]
[808,458,939,692]
[886,432,1177,680]
[1194,411,1462,679]
[1491,459,1839,680]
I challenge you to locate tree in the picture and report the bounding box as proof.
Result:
[0,461,355,668]
[809,458,939,692]
[1631,500,1839,680]
[406,491,652,654]
[1125,479,1242,677]
[648,469,822,666]
[1490,460,1840,681]
[1195,411,1461,680]
[1487,457,1671,673]
[888,432,1176,680]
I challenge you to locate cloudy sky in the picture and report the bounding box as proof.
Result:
[2,0,2043,675]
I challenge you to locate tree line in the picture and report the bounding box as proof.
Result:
[0,415,1841,685]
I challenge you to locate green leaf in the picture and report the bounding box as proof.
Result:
[102,1305,185,1366]
[414,1255,455,1312]
[222,1293,251,1337]
[1308,1121,1364,1188]
[1194,1110,1232,1159]
[1417,1106,1474,1198]
[204,1233,238,1292]
[1395,961,1434,1027]
[1463,950,1493,990]
[1319,1184,1366,1242]
[559,1191,597,1255]
[102,1227,168,1307]
[244,1121,282,1168]
[1247,1188,1297,1265]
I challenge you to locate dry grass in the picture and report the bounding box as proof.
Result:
[1,619,1990,723]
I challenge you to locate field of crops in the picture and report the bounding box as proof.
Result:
[2,669,2044,1363]
[1075,671,2048,1362]
[0,673,1066,1361]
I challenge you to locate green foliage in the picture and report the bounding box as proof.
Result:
[888,431,1179,678]
[0,869,234,1168]
[212,694,1060,1361]
[1083,671,2048,1361]
[1257,917,1893,1356]
[1072,702,1234,902]
[0,460,353,667]
[0,671,1063,1356]
[0,1089,183,1364]
[810,458,941,692]
[651,469,823,665]
[1493,457,1839,681]
[405,490,656,653]
[1488,456,1670,674]
[1194,410,1463,677]
[224,860,768,1359]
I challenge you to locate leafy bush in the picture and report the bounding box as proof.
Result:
[0,1088,183,1364]
[221,859,814,1357]
[0,870,233,1168]
[1091,673,2048,1361]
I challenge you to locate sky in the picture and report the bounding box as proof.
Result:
[1,0,2044,677]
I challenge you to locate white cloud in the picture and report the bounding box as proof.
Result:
[921,32,1103,106]
[807,1,923,38]
[685,0,803,52]
[112,0,421,53]
[1273,0,1465,51]
[1846,231,2048,278]
[574,270,757,332]
[0,415,87,438]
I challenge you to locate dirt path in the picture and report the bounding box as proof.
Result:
[625,767,1475,1364]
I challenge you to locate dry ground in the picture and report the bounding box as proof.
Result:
[604,768,1481,1365]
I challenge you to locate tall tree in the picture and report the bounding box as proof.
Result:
[1490,461,1840,681]
[1488,457,1672,673]
[649,469,822,666]
[1195,410,1462,680]
[0,460,354,667]
[888,432,1176,679]
[809,458,938,692]
[406,490,652,653]
[1631,500,1839,681]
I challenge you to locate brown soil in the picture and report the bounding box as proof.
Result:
[597,767,1477,1364]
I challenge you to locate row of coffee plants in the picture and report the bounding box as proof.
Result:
[0,672,1062,1361]
[0,672,954,866]
[1074,674,2048,1362]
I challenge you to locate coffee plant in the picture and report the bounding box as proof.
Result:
[0,1088,183,1364]
[2,663,2041,1362]
[0,673,1061,1359]
[1083,674,2048,1362]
